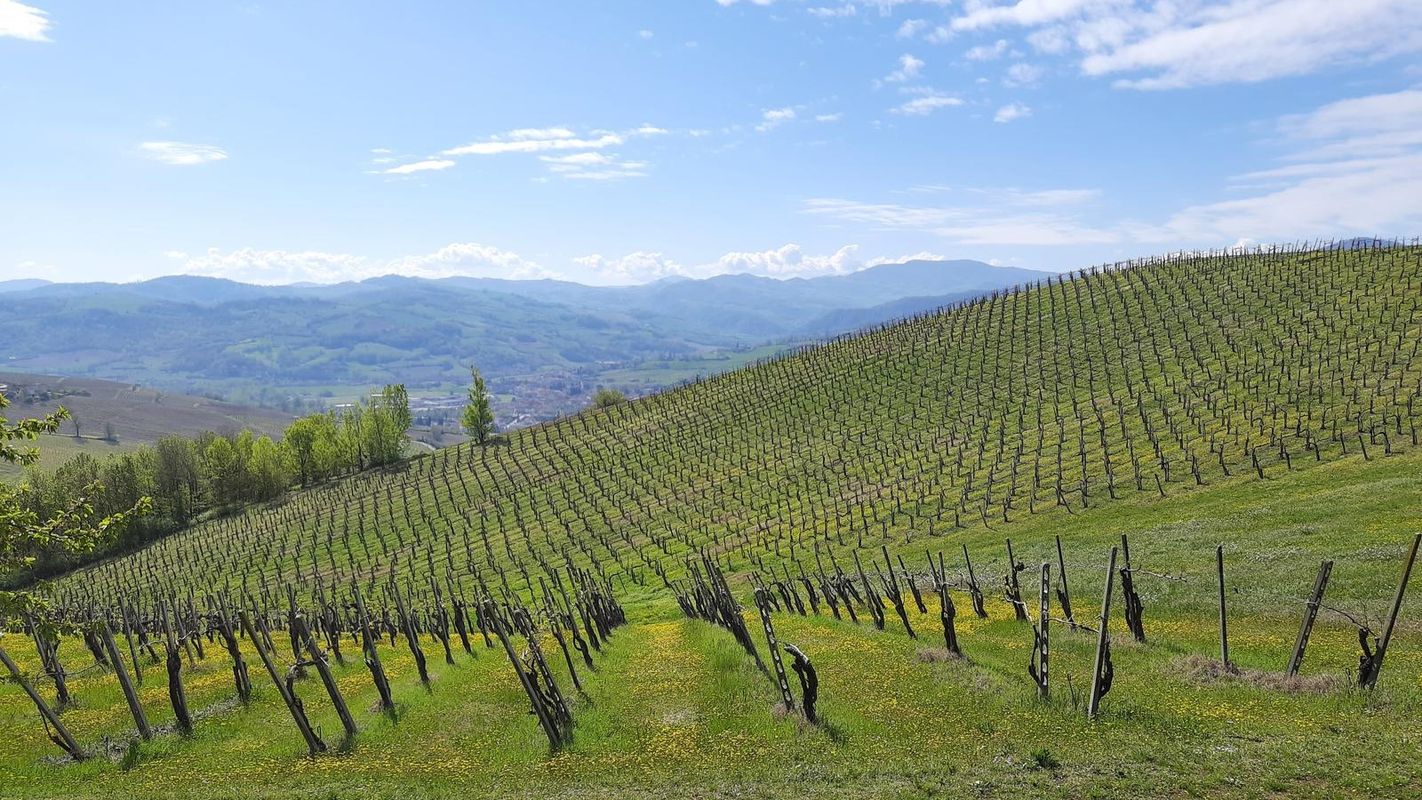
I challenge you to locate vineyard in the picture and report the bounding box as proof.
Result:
[4,242,1422,798]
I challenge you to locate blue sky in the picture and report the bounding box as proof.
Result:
[2,0,1420,285]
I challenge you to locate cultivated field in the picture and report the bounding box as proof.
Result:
[4,243,1422,798]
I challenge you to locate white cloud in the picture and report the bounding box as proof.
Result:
[994,102,1032,123]
[638,29,654,38]
[951,0,1422,90]
[0,0,50,41]
[138,141,228,166]
[815,112,844,122]
[383,159,456,175]
[713,243,863,277]
[540,152,649,180]
[575,243,946,282]
[756,107,797,132]
[965,39,1010,60]
[803,186,1118,245]
[808,5,857,17]
[574,252,688,283]
[891,89,964,115]
[174,243,555,285]
[442,129,624,157]
[897,18,929,38]
[1145,88,1422,240]
[883,53,926,83]
[1003,62,1044,86]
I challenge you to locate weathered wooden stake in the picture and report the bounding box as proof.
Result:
[160,598,193,736]
[98,618,151,740]
[1286,560,1333,677]
[1088,546,1118,720]
[1055,535,1076,629]
[238,610,326,757]
[1036,563,1050,700]
[1216,545,1229,668]
[352,584,394,712]
[293,611,358,740]
[1360,532,1421,689]
[0,642,85,760]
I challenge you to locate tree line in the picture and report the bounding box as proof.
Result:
[7,384,414,582]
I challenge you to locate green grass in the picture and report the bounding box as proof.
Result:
[7,244,1422,797]
[5,419,1422,797]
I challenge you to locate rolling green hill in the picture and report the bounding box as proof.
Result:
[6,243,1422,799]
[0,372,292,479]
[0,260,1045,422]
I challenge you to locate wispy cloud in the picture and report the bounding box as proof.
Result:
[1145,88,1422,240]
[0,0,50,41]
[383,159,456,175]
[951,0,1422,90]
[442,128,625,157]
[138,141,228,166]
[540,152,649,180]
[804,186,1117,245]
[891,89,963,116]
[756,107,798,132]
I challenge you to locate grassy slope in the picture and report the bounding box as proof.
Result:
[4,448,1422,799]
[7,245,1422,797]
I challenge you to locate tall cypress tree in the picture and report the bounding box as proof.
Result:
[462,365,495,445]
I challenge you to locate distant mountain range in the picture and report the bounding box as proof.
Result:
[1,260,1051,423]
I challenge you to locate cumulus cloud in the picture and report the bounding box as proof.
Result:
[138,141,229,166]
[574,252,688,283]
[575,243,951,283]
[0,0,50,41]
[756,107,798,132]
[994,102,1032,123]
[882,53,926,83]
[171,243,555,285]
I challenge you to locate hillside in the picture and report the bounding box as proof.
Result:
[8,243,1422,799]
[0,260,1044,422]
[0,372,292,479]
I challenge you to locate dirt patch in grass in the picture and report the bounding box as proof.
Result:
[1175,654,1343,694]
[916,646,965,663]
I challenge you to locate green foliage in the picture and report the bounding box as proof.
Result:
[0,390,148,620]
[591,387,626,409]
[7,383,414,582]
[462,365,496,445]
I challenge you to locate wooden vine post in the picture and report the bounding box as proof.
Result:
[97,617,151,740]
[292,610,358,740]
[1055,535,1076,629]
[238,610,326,757]
[1360,532,1421,689]
[0,641,85,761]
[1286,560,1333,677]
[1215,545,1229,668]
[1030,563,1050,701]
[1088,547,1118,719]
[352,585,394,712]
[754,588,796,712]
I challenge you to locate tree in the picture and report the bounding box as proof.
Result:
[592,387,627,409]
[1,390,147,621]
[462,365,496,445]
